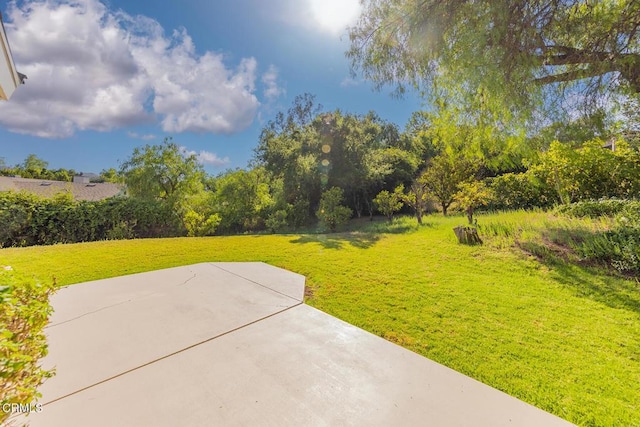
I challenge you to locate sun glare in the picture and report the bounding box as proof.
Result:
[309,0,361,34]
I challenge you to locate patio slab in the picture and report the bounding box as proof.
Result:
[16,263,573,426]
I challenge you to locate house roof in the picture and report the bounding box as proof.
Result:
[0,176,124,201]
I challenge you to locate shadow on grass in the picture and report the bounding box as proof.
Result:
[289,232,380,249]
[519,241,640,315]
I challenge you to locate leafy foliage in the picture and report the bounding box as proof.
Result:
[402,178,432,224]
[488,172,553,210]
[373,185,405,222]
[531,139,640,203]
[211,168,275,233]
[420,153,477,216]
[348,0,640,123]
[0,153,79,182]
[0,269,55,424]
[0,192,179,247]
[553,199,640,273]
[555,199,635,218]
[120,137,205,205]
[255,95,420,221]
[316,187,352,232]
[455,181,494,224]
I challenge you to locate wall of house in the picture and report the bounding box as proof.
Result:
[0,15,20,100]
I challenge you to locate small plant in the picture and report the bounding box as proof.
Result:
[183,211,221,237]
[555,199,634,218]
[265,209,289,233]
[316,187,352,232]
[0,269,55,425]
[455,180,493,225]
[373,185,404,223]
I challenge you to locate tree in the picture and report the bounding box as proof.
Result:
[119,138,205,205]
[455,181,494,225]
[255,96,421,220]
[98,168,125,184]
[530,139,640,203]
[373,185,404,222]
[421,153,477,216]
[316,187,352,232]
[255,94,324,223]
[403,179,430,224]
[211,168,275,233]
[348,1,640,125]
[22,154,48,172]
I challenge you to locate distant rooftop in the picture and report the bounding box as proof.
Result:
[0,176,124,201]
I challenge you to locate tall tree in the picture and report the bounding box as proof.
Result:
[348,1,640,123]
[119,138,205,205]
[256,97,421,221]
[211,168,275,233]
[22,154,48,171]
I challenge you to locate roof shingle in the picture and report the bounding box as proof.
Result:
[0,176,124,201]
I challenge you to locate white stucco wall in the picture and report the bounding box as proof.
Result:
[0,15,20,100]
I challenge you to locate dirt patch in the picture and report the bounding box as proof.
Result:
[304,285,314,300]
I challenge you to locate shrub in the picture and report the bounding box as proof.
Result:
[265,209,289,233]
[455,180,493,224]
[555,199,640,273]
[487,172,552,210]
[183,211,221,237]
[373,186,404,222]
[0,269,55,425]
[530,139,640,203]
[577,228,640,274]
[0,192,180,247]
[554,199,634,218]
[317,187,352,231]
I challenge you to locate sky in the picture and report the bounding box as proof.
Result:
[0,0,424,175]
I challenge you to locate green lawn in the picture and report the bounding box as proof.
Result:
[1,212,639,426]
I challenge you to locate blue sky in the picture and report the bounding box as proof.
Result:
[0,0,423,175]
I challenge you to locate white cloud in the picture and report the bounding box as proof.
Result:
[127,131,157,141]
[262,65,284,101]
[196,150,230,167]
[180,146,230,167]
[0,0,264,138]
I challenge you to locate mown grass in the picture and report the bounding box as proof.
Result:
[1,212,639,426]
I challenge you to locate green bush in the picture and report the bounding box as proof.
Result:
[265,209,289,233]
[531,139,640,203]
[555,199,640,273]
[487,172,553,210]
[577,228,640,274]
[317,187,352,232]
[0,192,180,247]
[373,186,404,222]
[0,269,55,424]
[555,199,635,218]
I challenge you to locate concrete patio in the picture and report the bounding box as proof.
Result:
[16,262,573,426]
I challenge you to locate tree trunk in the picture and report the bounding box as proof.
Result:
[365,198,374,221]
[416,209,423,225]
[453,226,483,245]
[353,193,363,218]
[442,203,448,216]
[466,207,474,224]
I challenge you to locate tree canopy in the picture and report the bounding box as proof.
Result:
[119,138,205,205]
[348,1,640,122]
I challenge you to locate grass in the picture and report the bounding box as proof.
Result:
[1,211,639,426]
